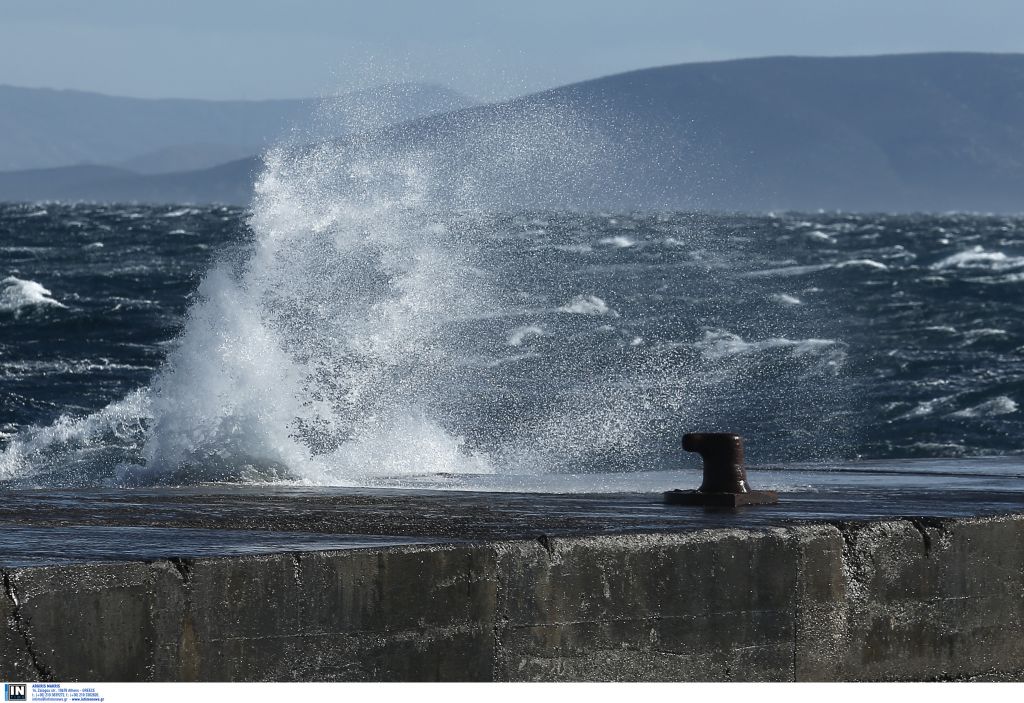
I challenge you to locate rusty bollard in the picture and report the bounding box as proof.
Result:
[663,432,778,507]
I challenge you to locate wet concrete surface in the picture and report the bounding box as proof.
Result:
[1,458,1023,566]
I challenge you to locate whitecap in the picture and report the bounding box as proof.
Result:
[834,259,889,271]
[507,324,546,347]
[0,390,151,482]
[896,395,957,420]
[931,245,1024,271]
[950,396,1018,419]
[805,230,836,243]
[559,295,615,316]
[963,328,1008,343]
[770,293,803,305]
[599,235,636,248]
[740,259,887,278]
[1,277,67,313]
[963,272,1024,285]
[162,207,200,218]
[740,264,830,278]
[695,330,844,362]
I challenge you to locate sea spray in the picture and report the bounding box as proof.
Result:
[133,99,618,484]
[138,145,494,483]
[0,102,857,487]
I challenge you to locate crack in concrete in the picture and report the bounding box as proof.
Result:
[906,519,934,554]
[3,571,52,680]
[167,558,193,586]
[906,517,952,556]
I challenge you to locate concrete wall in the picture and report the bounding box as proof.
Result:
[2,514,1024,681]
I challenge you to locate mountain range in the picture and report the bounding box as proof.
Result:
[2,53,1024,212]
[0,82,473,172]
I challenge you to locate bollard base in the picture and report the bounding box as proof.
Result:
[662,489,779,507]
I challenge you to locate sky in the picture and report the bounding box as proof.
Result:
[2,0,1023,101]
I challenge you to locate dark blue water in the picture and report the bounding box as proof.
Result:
[2,202,1022,487]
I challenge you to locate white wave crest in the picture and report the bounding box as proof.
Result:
[508,324,546,347]
[695,330,845,363]
[559,295,615,316]
[741,259,888,278]
[1,277,67,313]
[950,396,1018,419]
[805,230,836,243]
[931,246,1024,271]
[0,390,151,482]
[599,235,636,248]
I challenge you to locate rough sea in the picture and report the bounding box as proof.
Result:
[2,189,1021,490]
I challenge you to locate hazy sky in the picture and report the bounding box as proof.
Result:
[2,0,1023,101]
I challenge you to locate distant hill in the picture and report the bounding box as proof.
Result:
[0,82,473,171]
[3,53,1024,212]
[114,143,260,174]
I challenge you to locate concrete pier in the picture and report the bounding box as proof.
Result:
[1,459,1023,681]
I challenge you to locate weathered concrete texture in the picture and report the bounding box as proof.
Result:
[2,514,1024,681]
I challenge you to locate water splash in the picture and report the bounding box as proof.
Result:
[84,99,614,486]
[0,99,851,488]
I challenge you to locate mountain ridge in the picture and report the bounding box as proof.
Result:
[0,82,474,171]
[3,53,1024,212]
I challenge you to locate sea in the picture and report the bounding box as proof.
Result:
[1,147,1023,490]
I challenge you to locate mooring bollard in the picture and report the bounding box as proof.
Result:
[663,432,779,507]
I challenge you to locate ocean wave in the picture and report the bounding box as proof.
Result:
[559,295,616,316]
[507,324,546,346]
[931,246,1024,271]
[0,277,67,313]
[695,330,846,363]
[0,390,151,483]
[836,259,890,270]
[962,328,1010,346]
[905,442,968,457]
[1,359,152,379]
[770,293,803,305]
[741,259,888,278]
[547,243,593,253]
[961,272,1024,285]
[162,207,201,218]
[897,395,957,420]
[805,230,836,243]
[950,396,1019,419]
[599,235,636,248]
